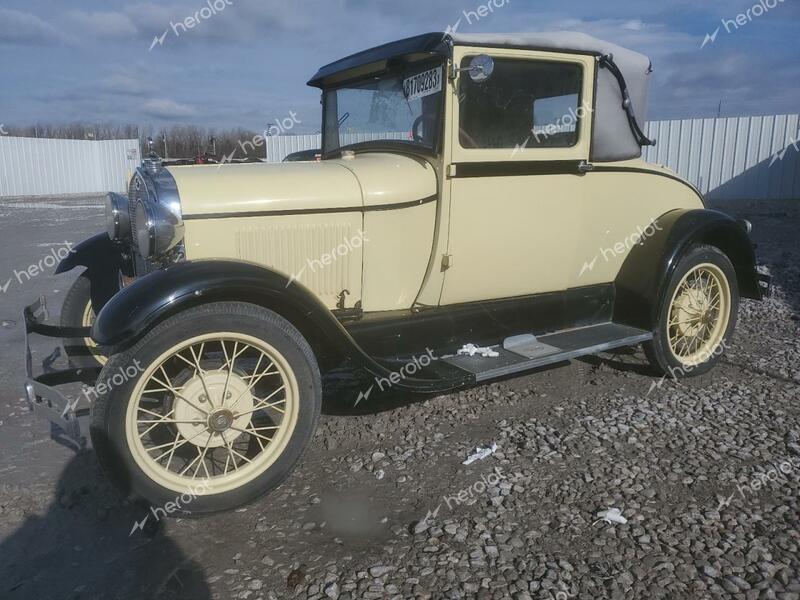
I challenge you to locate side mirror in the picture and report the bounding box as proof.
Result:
[468,54,494,83]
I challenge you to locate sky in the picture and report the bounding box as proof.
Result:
[0,0,798,134]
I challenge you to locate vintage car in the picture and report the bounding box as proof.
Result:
[24,32,770,514]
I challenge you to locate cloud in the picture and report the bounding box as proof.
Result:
[99,74,151,96]
[0,8,74,45]
[141,99,199,119]
[68,11,138,38]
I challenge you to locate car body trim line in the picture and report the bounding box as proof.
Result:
[181,194,438,220]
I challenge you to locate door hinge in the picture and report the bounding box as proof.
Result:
[441,254,453,272]
[447,164,458,178]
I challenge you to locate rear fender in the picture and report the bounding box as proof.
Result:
[614,209,760,330]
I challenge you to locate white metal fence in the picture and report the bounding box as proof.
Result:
[0,137,140,197]
[2,116,798,200]
[644,114,799,201]
[265,115,800,201]
[265,131,409,163]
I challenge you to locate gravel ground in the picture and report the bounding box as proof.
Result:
[0,196,798,600]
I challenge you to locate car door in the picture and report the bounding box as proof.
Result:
[439,47,595,306]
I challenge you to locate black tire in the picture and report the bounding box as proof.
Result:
[61,273,106,368]
[644,244,739,378]
[90,302,321,515]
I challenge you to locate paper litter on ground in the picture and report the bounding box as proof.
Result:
[463,442,499,465]
[595,507,628,525]
[457,343,500,358]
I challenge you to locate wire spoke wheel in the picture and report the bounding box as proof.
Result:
[81,301,108,365]
[125,332,299,495]
[666,263,731,367]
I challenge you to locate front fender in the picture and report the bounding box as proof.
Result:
[614,209,761,330]
[92,260,469,393]
[55,233,125,311]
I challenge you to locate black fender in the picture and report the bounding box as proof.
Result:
[55,233,125,311]
[614,209,761,330]
[91,260,470,393]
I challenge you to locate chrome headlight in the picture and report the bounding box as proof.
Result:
[135,200,184,260]
[105,192,131,241]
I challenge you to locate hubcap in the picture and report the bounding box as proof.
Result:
[667,263,731,366]
[125,333,299,495]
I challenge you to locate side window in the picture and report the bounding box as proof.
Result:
[458,58,584,150]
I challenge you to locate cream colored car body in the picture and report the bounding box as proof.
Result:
[172,44,702,314]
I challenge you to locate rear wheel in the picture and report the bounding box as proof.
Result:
[90,302,321,514]
[645,244,739,378]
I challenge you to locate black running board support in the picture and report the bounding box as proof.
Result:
[442,323,652,383]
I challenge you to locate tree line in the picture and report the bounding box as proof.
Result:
[1,123,271,160]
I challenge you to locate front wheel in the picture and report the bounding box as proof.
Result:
[61,274,107,368]
[90,302,321,515]
[644,244,739,378]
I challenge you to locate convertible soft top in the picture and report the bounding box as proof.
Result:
[308,31,654,162]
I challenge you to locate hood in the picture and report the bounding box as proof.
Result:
[169,153,437,218]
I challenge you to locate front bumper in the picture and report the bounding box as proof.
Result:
[23,297,101,451]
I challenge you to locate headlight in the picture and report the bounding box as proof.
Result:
[105,193,131,241]
[135,201,184,259]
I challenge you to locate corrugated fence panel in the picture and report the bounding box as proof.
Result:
[264,132,410,163]
[645,114,799,200]
[3,117,799,200]
[0,137,140,197]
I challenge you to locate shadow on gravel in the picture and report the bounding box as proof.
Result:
[0,451,210,600]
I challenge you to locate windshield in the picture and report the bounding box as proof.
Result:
[322,63,444,155]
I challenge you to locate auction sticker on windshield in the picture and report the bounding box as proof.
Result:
[403,67,442,102]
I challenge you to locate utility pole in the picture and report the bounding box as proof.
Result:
[162,133,168,159]
[717,100,722,118]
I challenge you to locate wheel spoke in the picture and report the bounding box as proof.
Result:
[149,373,209,416]
[228,352,278,411]
[230,425,274,443]
[138,409,176,439]
[151,427,209,462]
[189,343,214,408]
[221,341,248,406]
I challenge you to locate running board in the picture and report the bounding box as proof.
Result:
[443,323,653,383]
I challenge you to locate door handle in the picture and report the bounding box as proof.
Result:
[577,160,595,174]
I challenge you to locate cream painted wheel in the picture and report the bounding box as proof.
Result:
[644,244,739,379]
[125,333,300,495]
[81,301,108,366]
[91,302,321,514]
[666,263,731,367]
[62,274,107,368]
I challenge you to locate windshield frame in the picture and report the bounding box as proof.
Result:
[320,58,447,160]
